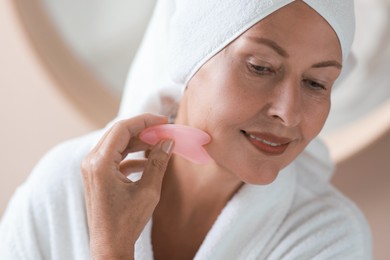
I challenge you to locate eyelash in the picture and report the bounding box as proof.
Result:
[248,63,327,91]
[248,62,328,92]
[248,63,274,75]
[303,79,326,90]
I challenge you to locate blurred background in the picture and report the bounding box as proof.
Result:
[0,0,389,258]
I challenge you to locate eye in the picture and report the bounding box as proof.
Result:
[303,79,326,90]
[248,63,274,75]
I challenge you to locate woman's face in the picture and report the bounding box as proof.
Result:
[175,1,342,184]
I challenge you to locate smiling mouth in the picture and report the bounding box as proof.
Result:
[240,130,291,155]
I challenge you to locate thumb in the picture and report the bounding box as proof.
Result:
[140,139,174,190]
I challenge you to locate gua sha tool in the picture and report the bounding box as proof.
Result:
[139,124,212,164]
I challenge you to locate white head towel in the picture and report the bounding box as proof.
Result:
[117,0,355,120]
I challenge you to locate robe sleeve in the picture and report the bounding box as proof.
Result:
[0,132,101,260]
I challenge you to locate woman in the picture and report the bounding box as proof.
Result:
[0,0,372,259]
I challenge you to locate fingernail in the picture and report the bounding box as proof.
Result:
[161,139,174,154]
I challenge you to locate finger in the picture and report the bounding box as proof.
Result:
[120,137,151,160]
[90,126,114,153]
[139,139,174,191]
[144,149,151,159]
[119,159,148,176]
[128,113,169,136]
[100,114,168,162]
[90,113,166,158]
[81,169,93,223]
[89,114,168,173]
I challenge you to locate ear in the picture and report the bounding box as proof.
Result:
[160,94,179,123]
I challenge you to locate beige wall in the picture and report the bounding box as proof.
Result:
[0,1,97,214]
[1,0,389,259]
[332,130,390,260]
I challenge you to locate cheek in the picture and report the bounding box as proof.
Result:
[208,74,261,123]
[185,86,232,133]
[302,100,330,140]
[187,76,250,130]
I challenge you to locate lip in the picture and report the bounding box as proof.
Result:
[240,130,292,156]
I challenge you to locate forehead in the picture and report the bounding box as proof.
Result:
[237,1,342,61]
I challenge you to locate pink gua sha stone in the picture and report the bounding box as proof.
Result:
[139,124,212,164]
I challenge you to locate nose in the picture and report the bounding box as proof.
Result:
[267,79,302,127]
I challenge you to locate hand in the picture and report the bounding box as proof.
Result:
[81,114,174,260]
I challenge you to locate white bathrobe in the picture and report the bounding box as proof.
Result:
[0,130,372,259]
[0,0,372,259]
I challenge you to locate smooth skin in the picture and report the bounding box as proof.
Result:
[82,1,343,260]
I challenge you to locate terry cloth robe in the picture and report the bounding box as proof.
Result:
[0,0,372,259]
[0,131,372,259]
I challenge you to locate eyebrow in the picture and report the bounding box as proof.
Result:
[247,36,342,70]
[312,60,342,70]
[247,36,289,58]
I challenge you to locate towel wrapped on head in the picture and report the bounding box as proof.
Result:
[118,0,355,121]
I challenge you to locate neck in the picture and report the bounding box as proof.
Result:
[158,155,243,219]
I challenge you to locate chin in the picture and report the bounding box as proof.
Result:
[240,168,280,185]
